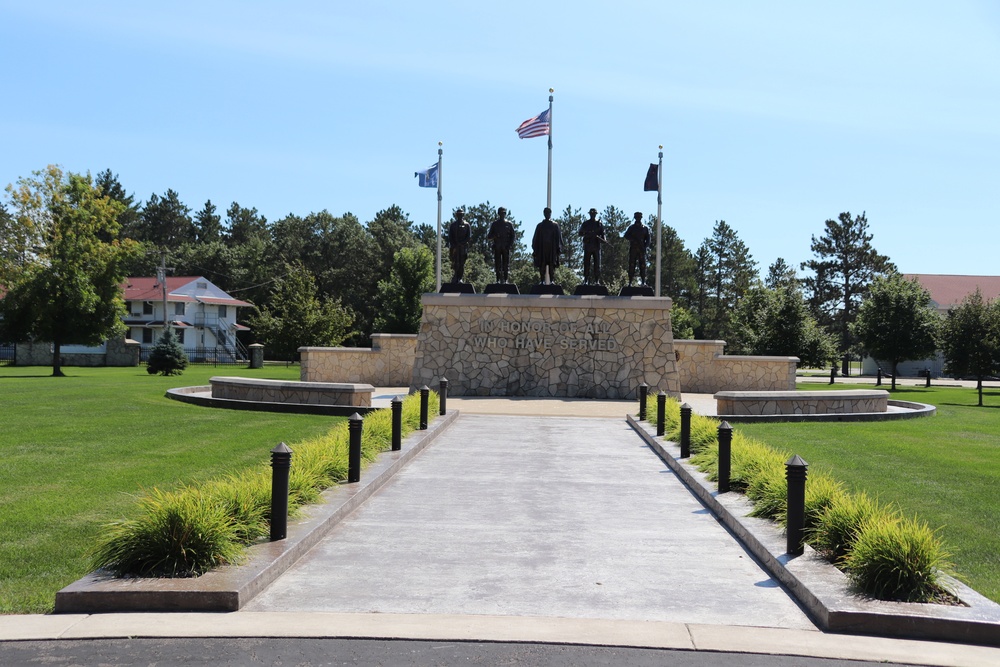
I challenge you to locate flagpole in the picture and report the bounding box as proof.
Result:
[655,146,663,297]
[546,88,553,210]
[436,142,443,292]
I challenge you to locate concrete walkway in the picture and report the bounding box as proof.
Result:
[245,414,813,628]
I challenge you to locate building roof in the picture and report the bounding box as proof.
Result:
[123,277,253,308]
[903,274,1000,310]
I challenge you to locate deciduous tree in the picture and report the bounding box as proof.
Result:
[853,274,940,390]
[0,166,141,376]
[373,246,435,333]
[939,288,1000,406]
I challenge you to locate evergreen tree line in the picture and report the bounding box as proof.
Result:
[13,167,993,379]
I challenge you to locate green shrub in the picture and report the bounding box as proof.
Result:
[91,487,242,576]
[803,473,846,534]
[845,515,950,602]
[92,391,436,577]
[810,492,885,564]
[145,329,189,376]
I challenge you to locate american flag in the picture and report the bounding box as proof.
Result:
[516,108,550,139]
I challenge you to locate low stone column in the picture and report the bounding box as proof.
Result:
[249,343,264,369]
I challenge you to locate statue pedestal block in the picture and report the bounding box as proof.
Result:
[410,294,680,399]
[529,283,564,295]
[484,283,519,295]
[574,284,609,296]
[440,282,476,294]
[619,285,654,297]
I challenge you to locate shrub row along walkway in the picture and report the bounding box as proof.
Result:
[245,413,814,629]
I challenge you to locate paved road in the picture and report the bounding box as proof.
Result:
[0,637,927,667]
[246,414,814,629]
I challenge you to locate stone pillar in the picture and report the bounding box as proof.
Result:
[249,343,264,369]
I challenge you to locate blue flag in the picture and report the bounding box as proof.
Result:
[415,163,439,188]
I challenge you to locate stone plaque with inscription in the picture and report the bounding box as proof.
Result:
[410,294,680,398]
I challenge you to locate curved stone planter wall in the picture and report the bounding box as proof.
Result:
[210,376,374,407]
[716,389,888,416]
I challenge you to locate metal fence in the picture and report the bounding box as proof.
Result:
[139,346,248,367]
[0,343,15,366]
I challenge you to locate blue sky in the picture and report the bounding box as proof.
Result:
[2,1,998,277]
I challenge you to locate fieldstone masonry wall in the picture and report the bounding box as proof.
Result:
[674,340,797,393]
[211,376,374,407]
[409,294,680,398]
[300,334,416,386]
[716,389,888,416]
[15,338,140,367]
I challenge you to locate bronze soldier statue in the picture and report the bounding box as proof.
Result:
[623,211,650,286]
[487,206,515,283]
[446,209,472,283]
[578,207,607,285]
[531,207,562,284]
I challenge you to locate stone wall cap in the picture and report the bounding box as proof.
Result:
[369,333,418,340]
[299,346,376,353]
[716,354,801,362]
[210,376,375,392]
[714,389,889,399]
[420,293,674,310]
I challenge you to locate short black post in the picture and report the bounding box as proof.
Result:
[785,454,809,556]
[717,421,732,493]
[656,391,667,437]
[419,385,430,430]
[680,402,692,458]
[439,377,449,415]
[876,368,882,386]
[270,442,293,541]
[829,365,836,385]
[638,382,649,421]
[348,412,363,483]
[391,395,403,451]
[925,368,931,388]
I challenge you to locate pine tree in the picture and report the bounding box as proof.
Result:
[146,328,189,376]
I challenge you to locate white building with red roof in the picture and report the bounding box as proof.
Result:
[122,276,252,361]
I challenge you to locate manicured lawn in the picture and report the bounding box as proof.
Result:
[735,384,1000,603]
[0,365,341,614]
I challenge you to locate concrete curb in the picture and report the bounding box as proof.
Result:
[627,414,1000,647]
[53,410,461,613]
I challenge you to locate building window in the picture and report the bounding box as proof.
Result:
[142,328,154,344]
[218,305,228,319]
[176,329,185,344]
[174,302,185,316]
[143,301,154,315]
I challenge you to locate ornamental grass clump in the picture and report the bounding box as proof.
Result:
[92,391,435,577]
[655,398,951,603]
[845,515,951,602]
[92,487,243,577]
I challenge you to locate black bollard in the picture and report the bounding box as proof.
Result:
[717,421,732,493]
[419,385,430,430]
[925,369,931,388]
[270,442,293,541]
[391,395,403,451]
[876,368,882,387]
[785,454,809,556]
[829,365,836,385]
[638,382,649,421]
[680,402,692,458]
[439,377,449,415]
[656,391,667,437]
[348,412,363,483]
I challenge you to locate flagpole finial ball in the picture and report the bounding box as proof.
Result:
[549,87,554,93]
[438,141,443,146]
[659,145,663,150]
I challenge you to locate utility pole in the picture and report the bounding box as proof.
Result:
[157,251,173,339]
